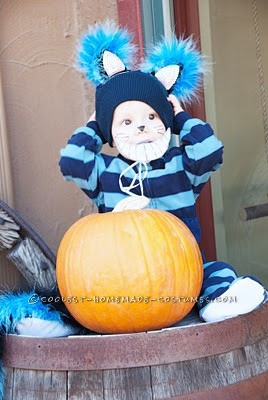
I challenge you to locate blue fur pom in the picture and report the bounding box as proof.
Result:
[0,291,65,334]
[77,20,137,86]
[141,36,207,104]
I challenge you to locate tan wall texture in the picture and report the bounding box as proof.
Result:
[0,0,119,286]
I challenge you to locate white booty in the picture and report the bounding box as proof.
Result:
[201,277,266,323]
[15,317,80,337]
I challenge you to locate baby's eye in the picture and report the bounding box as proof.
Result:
[148,114,155,120]
[123,119,131,125]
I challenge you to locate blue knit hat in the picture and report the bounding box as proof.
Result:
[77,22,205,145]
[95,70,174,145]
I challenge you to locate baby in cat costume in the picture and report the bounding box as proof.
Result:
[59,22,266,323]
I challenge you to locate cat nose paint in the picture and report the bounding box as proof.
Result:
[138,125,145,132]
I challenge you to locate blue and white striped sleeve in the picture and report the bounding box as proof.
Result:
[59,121,106,200]
[174,112,223,196]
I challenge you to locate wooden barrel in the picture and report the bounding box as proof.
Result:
[3,302,268,400]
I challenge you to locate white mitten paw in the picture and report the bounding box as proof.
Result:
[15,317,79,338]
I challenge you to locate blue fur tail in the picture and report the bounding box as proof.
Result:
[0,291,65,334]
[77,20,137,86]
[141,35,208,104]
[0,291,80,399]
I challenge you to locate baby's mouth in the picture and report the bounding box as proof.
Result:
[137,139,153,144]
[116,128,171,163]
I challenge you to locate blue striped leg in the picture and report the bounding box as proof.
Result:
[198,261,265,322]
[198,261,237,319]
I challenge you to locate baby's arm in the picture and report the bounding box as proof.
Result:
[59,114,107,200]
[168,97,223,196]
[168,94,184,115]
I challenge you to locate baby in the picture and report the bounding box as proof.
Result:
[59,23,266,322]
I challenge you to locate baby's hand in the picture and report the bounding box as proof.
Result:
[168,94,184,116]
[87,111,96,122]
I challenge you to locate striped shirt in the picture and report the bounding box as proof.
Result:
[59,111,223,244]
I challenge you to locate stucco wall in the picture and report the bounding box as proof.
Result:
[0,0,118,286]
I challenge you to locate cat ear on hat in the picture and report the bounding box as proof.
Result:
[76,20,137,86]
[154,65,180,90]
[141,35,208,104]
[102,50,126,77]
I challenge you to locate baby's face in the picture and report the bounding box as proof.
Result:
[111,101,170,163]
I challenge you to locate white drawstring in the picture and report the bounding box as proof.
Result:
[119,161,148,198]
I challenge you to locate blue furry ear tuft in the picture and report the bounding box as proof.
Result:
[141,35,208,104]
[76,20,137,86]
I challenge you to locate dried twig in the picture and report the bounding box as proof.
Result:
[0,208,20,250]
[7,237,56,292]
[0,201,57,291]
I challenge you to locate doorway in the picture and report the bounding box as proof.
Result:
[199,0,268,286]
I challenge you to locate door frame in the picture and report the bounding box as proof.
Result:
[117,0,217,260]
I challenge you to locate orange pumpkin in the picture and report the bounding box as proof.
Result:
[56,209,203,334]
